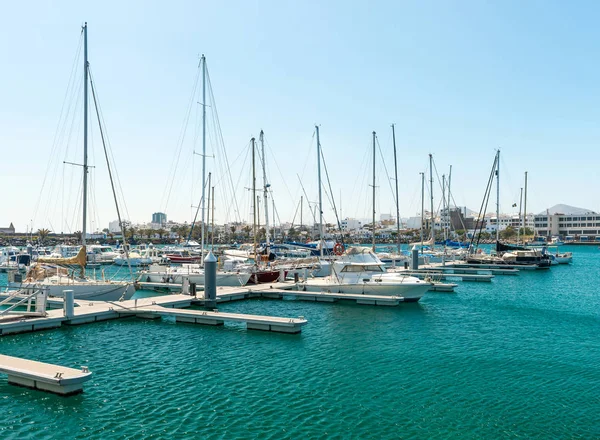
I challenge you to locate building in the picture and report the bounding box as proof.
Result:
[0,223,15,234]
[341,218,363,232]
[152,212,167,225]
[534,204,600,240]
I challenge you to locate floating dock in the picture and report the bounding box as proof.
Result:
[0,354,92,395]
[119,304,306,333]
[0,294,305,336]
[390,270,494,282]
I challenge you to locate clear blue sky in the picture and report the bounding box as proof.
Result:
[2,0,599,233]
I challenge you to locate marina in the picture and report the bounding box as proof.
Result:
[2,5,600,439]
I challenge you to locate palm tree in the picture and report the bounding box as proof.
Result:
[37,228,51,244]
[74,230,83,243]
[242,225,252,240]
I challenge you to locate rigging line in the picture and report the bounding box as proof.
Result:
[89,67,132,223]
[264,135,300,219]
[297,174,318,225]
[89,70,134,287]
[160,61,202,212]
[319,143,343,242]
[469,154,497,250]
[205,67,241,223]
[221,141,251,223]
[295,131,316,209]
[32,32,84,224]
[375,135,398,216]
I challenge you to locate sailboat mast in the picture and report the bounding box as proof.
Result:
[251,137,257,259]
[391,124,400,253]
[495,150,500,243]
[207,172,211,250]
[316,125,324,257]
[523,171,528,236]
[442,175,447,242]
[200,54,206,263]
[300,195,303,229]
[420,172,424,253]
[429,154,434,243]
[82,22,89,246]
[517,187,523,244]
[260,130,270,256]
[447,165,452,238]
[372,131,376,252]
[211,185,215,249]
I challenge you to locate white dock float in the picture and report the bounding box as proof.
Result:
[391,270,494,282]
[0,354,92,395]
[119,305,307,334]
[206,285,404,306]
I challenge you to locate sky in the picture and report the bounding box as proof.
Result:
[2,0,600,233]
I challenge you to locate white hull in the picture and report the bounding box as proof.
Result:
[10,281,134,301]
[141,270,250,287]
[301,278,431,301]
[114,258,153,266]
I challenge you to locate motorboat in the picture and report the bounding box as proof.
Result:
[87,244,120,264]
[300,247,432,302]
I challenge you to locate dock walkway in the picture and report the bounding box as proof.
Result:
[0,354,92,395]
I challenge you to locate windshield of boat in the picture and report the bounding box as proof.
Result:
[340,265,384,273]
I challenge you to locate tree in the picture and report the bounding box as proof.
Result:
[74,230,83,243]
[242,226,252,240]
[37,228,51,244]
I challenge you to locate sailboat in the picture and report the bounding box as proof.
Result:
[11,23,134,301]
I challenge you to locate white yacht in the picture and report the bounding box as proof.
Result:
[87,245,120,264]
[114,244,162,266]
[300,247,432,302]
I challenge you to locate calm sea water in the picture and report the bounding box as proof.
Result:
[0,246,599,439]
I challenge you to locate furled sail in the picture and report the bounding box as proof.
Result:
[38,246,87,268]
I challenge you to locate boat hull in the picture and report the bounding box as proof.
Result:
[301,279,430,302]
[10,281,134,301]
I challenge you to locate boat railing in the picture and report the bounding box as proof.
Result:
[0,285,49,318]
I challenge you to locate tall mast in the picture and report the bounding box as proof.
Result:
[495,150,500,243]
[200,54,206,262]
[211,185,215,249]
[82,22,89,246]
[300,195,303,229]
[429,154,434,243]
[372,131,376,252]
[420,172,424,253]
[316,125,324,257]
[260,130,270,256]
[207,172,211,250]
[523,171,528,236]
[447,165,452,238]
[442,174,446,242]
[517,187,523,244]
[391,124,400,253]
[251,138,257,259]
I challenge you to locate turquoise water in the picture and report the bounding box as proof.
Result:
[1,246,599,438]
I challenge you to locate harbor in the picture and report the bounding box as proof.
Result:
[2,5,600,439]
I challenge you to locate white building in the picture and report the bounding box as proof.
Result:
[534,204,600,240]
[341,218,363,232]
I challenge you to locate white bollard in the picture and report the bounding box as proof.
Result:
[279,269,285,282]
[63,290,74,319]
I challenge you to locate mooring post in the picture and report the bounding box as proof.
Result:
[63,290,74,319]
[411,246,419,270]
[204,251,217,308]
